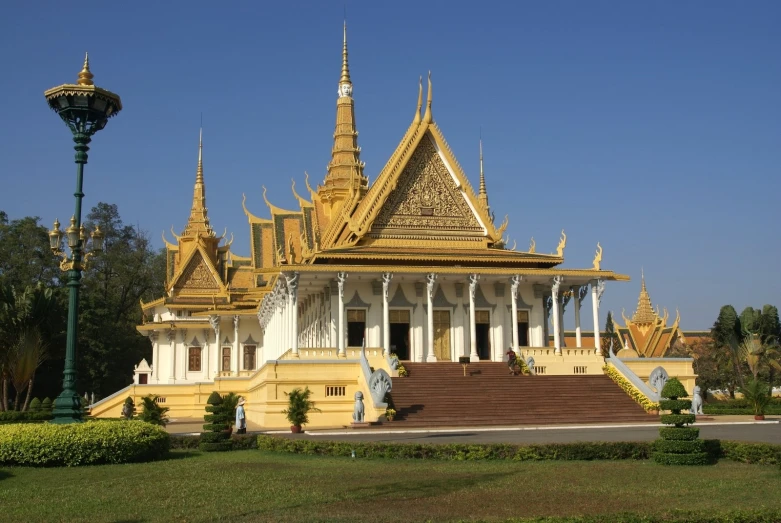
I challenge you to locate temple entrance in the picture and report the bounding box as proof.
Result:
[517,310,530,347]
[389,309,411,361]
[476,311,491,360]
[433,310,451,361]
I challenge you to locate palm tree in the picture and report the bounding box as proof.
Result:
[0,284,54,411]
[740,333,781,380]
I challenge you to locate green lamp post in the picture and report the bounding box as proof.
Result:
[45,54,122,423]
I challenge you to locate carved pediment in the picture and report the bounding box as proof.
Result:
[175,252,220,292]
[371,134,483,237]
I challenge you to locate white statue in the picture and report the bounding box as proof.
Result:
[690,386,704,415]
[352,391,365,423]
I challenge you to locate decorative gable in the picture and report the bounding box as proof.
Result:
[370,133,484,238]
[175,251,221,292]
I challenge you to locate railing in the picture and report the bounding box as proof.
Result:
[605,344,659,402]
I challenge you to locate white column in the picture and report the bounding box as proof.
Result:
[426,273,437,362]
[510,276,520,355]
[337,272,347,357]
[382,273,392,356]
[573,286,586,348]
[210,315,220,377]
[232,315,240,374]
[167,330,176,383]
[468,274,479,362]
[149,332,159,382]
[551,276,562,355]
[591,279,605,355]
[203,328,210,378]
[286,272,300,357]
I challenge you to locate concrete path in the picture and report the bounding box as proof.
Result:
[166,416,780,444]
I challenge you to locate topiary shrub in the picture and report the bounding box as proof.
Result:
[653,378,709,466]
[41,397,52,412]
[0,420,169,467]
[200,391,232,452]
[29,397,42,412]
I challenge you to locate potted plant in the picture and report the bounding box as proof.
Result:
[741,378,771,420]
[385,408,396,421]
[397,364,408,377]
[282,387,320,433]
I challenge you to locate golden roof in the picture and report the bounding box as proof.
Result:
[632,270,656,324]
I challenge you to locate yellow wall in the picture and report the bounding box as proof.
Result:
[621,358,697,395]
[92,349,391,429]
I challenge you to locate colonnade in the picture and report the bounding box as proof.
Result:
[255,272,608,361]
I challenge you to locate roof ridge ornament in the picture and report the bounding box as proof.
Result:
[422,71,433,123]
[77,52,94,86]
[556,230,567,257]
[592,242,603,270]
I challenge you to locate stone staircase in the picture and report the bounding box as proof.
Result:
[386,362,655,427]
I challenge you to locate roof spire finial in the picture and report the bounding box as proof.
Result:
[413,76,423,124]
[339,19,352,87]
[478,127,490,215]
[196,125,203,184]
[77,52,94,86]
[422,71,433,122]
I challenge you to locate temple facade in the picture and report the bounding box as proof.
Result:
[135,24,630,387]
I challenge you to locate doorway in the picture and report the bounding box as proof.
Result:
[389,309,411,361]
[476,310,491,360]
[433,310,451,361]
[517,310,530,347]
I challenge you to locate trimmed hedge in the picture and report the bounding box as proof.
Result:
[0,420,170,467]
[169,434,257,451]
[703,406,781,415]
[660,414,696,427]
[720,441,781,465]
[653,439,706,454]
[255,436,781,467]
[257,436,654,460]
[659,399,692,412]
[659,427,699,441]
[652,451,710,466]
[0,411,53,423]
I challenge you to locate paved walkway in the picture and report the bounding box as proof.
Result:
[166,416,780,444]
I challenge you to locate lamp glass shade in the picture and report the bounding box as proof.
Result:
[91,227,104,254]
[66,217,79,249]
[48,221,63,252]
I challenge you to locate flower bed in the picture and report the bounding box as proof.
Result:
[603,365,660,412]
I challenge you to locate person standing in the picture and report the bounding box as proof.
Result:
[235,397,247,434]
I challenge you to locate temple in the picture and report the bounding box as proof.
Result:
[560,272,710,356]
[89,24,697,427]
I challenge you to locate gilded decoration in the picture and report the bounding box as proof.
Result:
[177,254,219,291]
[372,135,482,234]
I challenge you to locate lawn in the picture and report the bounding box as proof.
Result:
[1,450,780,522]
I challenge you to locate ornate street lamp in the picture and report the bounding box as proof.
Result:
[45,54,122,423]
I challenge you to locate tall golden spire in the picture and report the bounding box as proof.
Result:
[340,21,352,87]
[478,129,489,215]
[77,52,94,86]
[319,21,367,216]
[182,128,215,238]
[632,269,657,324]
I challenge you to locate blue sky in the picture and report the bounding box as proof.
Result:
[1,1,779,330]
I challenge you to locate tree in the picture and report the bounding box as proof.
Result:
[0,284,57,411]
[77,203,166,398]
[711,305,745,389]
[0,213,61,290]
[602,311,619,353]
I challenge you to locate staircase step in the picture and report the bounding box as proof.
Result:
[386,362,649,428]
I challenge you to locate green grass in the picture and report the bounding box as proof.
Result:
[1,450,780,522]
